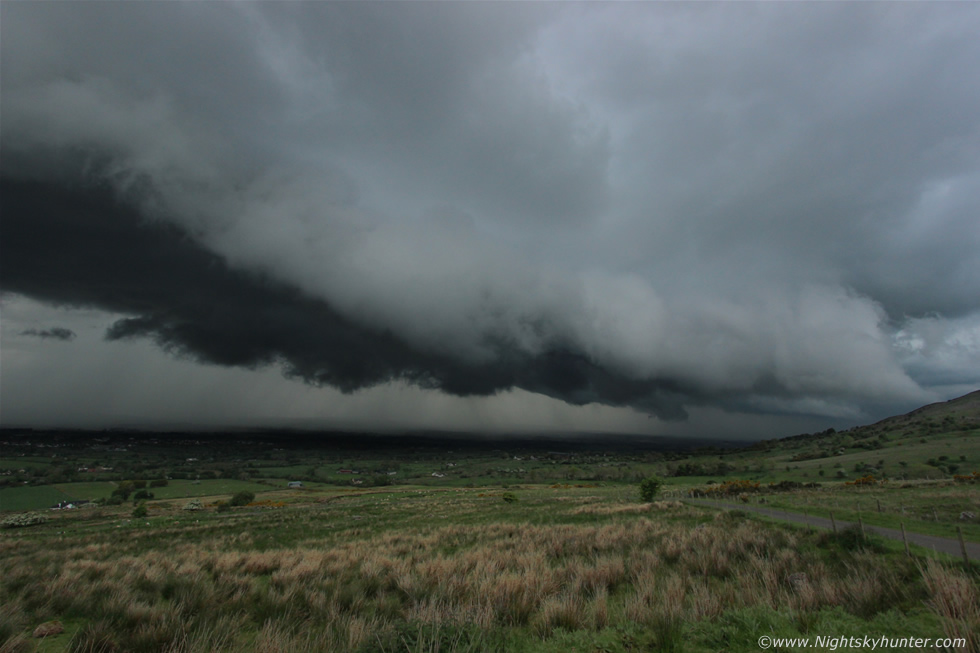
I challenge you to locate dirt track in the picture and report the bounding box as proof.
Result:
[683,498,979,560]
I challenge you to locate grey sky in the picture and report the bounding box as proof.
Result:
[2,2,979,436]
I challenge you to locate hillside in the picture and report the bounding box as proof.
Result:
[869,389,980,432]
[706,390,980,484]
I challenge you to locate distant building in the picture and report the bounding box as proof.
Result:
[288,481,303,488]
[51,500,89,510]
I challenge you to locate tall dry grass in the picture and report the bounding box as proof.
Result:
[922,559,979,652]
[1,501,971,652]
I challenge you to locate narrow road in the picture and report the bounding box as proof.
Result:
[683,498,979,560]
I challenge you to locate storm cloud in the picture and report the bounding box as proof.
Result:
[20,328,76,342]
[2,2,979,430]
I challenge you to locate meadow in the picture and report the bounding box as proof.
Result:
[1,392,978,651]
[1,484,978,652]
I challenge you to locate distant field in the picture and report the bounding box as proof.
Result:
[1,484,974,652]
[0,485,78,512]
[126,479,273,500]
[52,481,115,500]
[255,465,308,477]
[0,459,51,471]
[0,479,276,511]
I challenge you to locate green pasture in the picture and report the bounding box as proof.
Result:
[0,485,77,512]
[0,481,970,653]
[131,478,272,500]
[0,459,52,470]
[52,481,116,500]
[0,479,275,511]
[736,482,980,542]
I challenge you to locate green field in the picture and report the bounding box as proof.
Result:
[1,392,978,651]
[141,479,273,500]
[0,485,78,512]
[0,459,51,471]
[1,484,975,652]
[0,479,277,512]
[52,481,116,501]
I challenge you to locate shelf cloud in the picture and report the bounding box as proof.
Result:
[2,2,979,431]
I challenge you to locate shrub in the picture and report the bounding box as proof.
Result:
[132,503,148,518]
[844,474,878,487]
[639,476,663,502]
[1,512,47,529]
[229,491,255,507]
[502,492,518,503]
[695,479,759,498]
[818,525,887,553]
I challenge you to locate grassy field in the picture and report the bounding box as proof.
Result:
[0,486,79,512]
[1,485,977,652]
[1,392,978,651]
[0,480,277,512]
[138,479,273,501]
[720,481,980,542]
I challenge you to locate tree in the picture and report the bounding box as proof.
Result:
[229,491,255,507]
[132,502,148,518]
[132,489,154,502]
[638,476,663,502]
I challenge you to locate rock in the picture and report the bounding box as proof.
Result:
[33,621,64,638]
[960,511,975,520]
[182,499,204,511]
[786,573,808,591]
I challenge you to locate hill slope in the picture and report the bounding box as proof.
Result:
[719,390,980,482]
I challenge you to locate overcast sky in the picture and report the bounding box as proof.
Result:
[2,2,979,438]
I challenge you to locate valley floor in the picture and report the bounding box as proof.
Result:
[1,485,977,652]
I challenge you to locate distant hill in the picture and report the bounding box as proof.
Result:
[732,390,980,481]
[886,388,980,422]
[849,389,980,440]
[769,390,980,447]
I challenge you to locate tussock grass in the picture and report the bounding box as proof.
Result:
[1,490,972,651]
[922,559,980,651]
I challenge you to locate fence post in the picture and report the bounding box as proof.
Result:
[958,527,970,566]
[830,512,837,534]
[901,523,910,557]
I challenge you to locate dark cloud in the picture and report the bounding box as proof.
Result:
[0,178,690,419]
[2,2,979,430]
[20,327,76,341]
